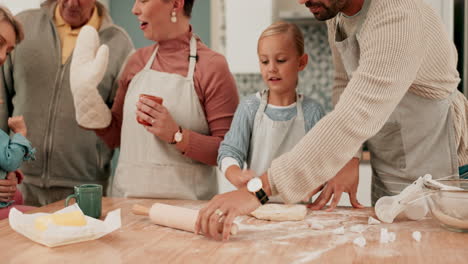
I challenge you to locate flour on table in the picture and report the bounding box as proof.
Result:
[308,222,325,230]
[250,204,307,221]
[350,224,367,233]
[368,216,381,225]
[353,236,366,247]
[332,226,345,235]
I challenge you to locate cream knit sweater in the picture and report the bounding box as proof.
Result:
[268,0,468,203]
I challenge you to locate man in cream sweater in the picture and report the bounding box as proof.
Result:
[196,0,468,241]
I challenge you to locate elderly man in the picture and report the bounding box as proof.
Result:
[0,0,134,206]
[196,0,468,241]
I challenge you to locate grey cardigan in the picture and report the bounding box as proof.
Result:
[0,2,134,188]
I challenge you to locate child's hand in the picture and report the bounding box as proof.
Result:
[226,166,256,189]
[8,116,27,137]
[239,169,256,185]
[0,172,18,202]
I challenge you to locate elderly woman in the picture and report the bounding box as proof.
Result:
[0,6,36,219]
[70,0,238,200]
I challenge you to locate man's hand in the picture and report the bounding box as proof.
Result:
[308,158,364,211]
[195,189,261,241]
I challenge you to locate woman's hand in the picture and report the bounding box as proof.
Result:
[8,116,27,137]
[136,97,179,143]
[0,171,18,202]
[195,189,261,241]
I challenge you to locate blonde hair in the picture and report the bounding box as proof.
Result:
[0,6,24,44]
[258,21,305,55]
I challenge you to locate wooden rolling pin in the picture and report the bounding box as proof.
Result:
[132,203,238,235]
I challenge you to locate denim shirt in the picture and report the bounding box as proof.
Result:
[0,130,35,208]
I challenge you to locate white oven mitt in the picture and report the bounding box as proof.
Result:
[70,25,111,129]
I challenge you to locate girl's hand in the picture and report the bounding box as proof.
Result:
[0,172,18,202]
[136,97,179,143]
[226,166,256,189]
[8,116,27,137]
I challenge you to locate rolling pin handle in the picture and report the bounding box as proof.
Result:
[132,204,150,216]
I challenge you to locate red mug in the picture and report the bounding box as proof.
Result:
[137,94,164,126]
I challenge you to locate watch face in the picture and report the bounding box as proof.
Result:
[174,131,183,142]
[247,177,262,192]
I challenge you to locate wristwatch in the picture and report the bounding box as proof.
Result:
[170,126,183,144]
[247,177,269,205]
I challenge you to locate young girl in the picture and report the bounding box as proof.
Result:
[0,116,36,219]
[0,6,36,219]
[218,21,325,200]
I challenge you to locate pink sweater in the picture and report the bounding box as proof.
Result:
[95,30,239,166]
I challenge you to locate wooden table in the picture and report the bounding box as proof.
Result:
[1,198,467,263]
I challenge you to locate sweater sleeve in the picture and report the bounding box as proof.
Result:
[217,96,257,171]
[0,130,35,173]
[183,54,239,166]
[327,20,350,107]
[268,0,425,203]
[327,20,363,159]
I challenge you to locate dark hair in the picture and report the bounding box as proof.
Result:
[164,0,195,17]
[183,0,195,17]
[0,6,24,44]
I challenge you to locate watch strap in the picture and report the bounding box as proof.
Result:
[255,188,269,205]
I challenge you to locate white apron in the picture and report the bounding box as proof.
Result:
[112,37,218,200]
[333,0,458,204]
[248,89,306,202]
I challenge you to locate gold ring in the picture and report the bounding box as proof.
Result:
[214,208,224,217]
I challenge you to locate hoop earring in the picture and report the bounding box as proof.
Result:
[171,10,177,23]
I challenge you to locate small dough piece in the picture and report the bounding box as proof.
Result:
[250,204,307,221]
[412,231,422,242]
[380,228,396,243]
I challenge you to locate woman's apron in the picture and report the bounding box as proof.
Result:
[248,89,306,202]
[112,36,218,200]
[333,0,459,204]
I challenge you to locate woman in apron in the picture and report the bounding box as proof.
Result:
[70,0,239,200]
[218,22,324,202]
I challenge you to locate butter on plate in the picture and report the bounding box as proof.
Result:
[35,210,87,231]
[9,204,121,247]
